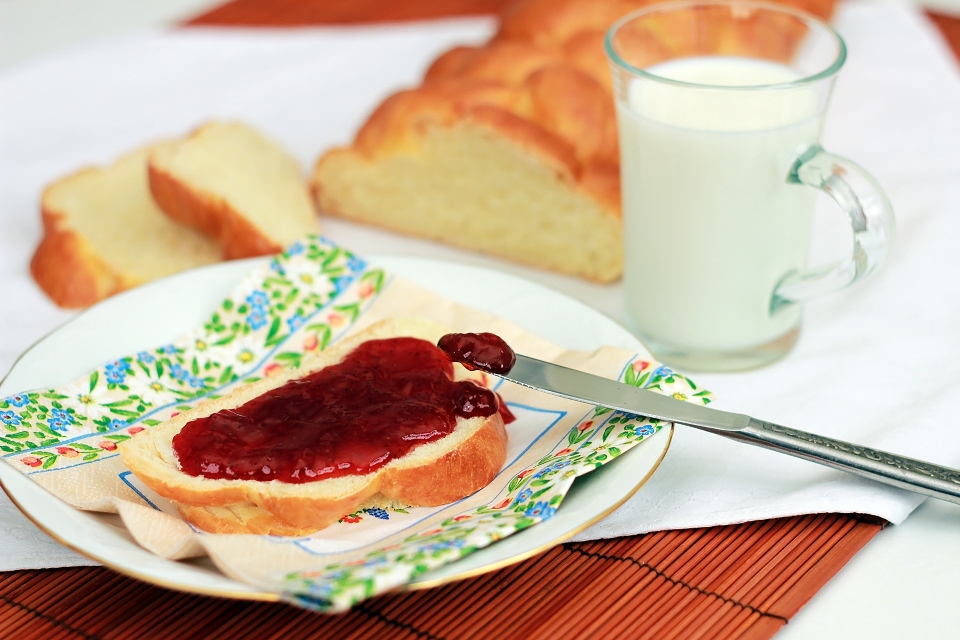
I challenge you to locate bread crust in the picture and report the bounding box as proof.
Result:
[310,5,628,282]
[312,115,622,283]
[148,161,281,259]
[30,201,130,308]
[120,318,509,535]
[311,0,835,283]
[31,143,228,309]
[148,121,319,260]
[376,411,507,506]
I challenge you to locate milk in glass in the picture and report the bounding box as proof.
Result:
[619,56,821,353]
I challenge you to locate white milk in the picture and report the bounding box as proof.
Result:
[619,56,821,354]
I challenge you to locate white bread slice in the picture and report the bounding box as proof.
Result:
[314,116,622,283]
[119,318,508,536]
[148,121,320,259]
[31,143,222,309]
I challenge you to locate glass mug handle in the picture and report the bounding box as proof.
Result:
[771,145,896,313]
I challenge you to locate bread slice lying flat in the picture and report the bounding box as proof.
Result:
[149,122,319,259]
[120,318,508,536]
[31,144,222,308]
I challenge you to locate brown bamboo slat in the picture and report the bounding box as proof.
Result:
[183,0,514,26]
[0,514,882,639]
[929,11,960,62]
[181,0,960,69]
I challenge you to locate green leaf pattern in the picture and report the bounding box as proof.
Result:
[0,236,713,613]
[279,358,711,612]
[1,236,382,470]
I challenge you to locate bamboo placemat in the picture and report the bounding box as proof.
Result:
[1,1,957,638]
[0,514,882,639]
[182,0,960,51]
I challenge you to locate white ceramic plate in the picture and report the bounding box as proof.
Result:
[0,256,671,599]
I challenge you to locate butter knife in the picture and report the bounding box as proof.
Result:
[502,354,960,505]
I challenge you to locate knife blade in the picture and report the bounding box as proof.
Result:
[502,353,960,506]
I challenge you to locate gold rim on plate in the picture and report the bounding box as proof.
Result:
[0,425,672,600]
[0,257,672,601]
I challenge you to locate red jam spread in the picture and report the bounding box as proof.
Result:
[437,332,516,375]
[497,398,516,425]
[172,337,502,484]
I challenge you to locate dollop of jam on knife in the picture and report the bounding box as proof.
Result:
[438,332,518,425]
[437,332,517,375]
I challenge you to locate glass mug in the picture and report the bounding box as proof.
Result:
[606,1,894,371]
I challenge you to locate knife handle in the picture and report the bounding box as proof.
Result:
[701,418,960,505]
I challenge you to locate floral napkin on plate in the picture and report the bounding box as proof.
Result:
[0,236,709,611]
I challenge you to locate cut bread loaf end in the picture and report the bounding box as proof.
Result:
[149,121,320,260]
[31,144,223,309]
[313,118,622,283]
[309,0,836,283]
[119,318,508,536]
[309,37,625,283]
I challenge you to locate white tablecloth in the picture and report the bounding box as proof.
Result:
[0,0,958,570]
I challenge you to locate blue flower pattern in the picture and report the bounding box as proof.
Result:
[332,277,351,293]
[104,360,131,384]
[347,256,365,272]
[246,291,270,308]
[246,290,270,330]
[246,308,267,330]
[525,501,557,520]
[653,365,673,379]
[0,235,699,613]
[170,363,189,382]
[423,538,466,554]
[47,408,75,432]
[170,363,203,389]
[512,488,533,506]
[287,313,306,333]
[8,394,30,408]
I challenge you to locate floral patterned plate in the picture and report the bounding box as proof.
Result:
[0,255,672,599]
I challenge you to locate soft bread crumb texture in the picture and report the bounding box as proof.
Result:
[31,144,222,308]
[149,121,319,259]
[119,318,508,535]
[315,122,621,282]
[309,0,836,282]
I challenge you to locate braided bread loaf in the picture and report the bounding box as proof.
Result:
[311,0,833,282]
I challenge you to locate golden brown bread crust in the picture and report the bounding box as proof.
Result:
[496,0,641,52]
[120,318,509,535]
[319,49,624,256]
[312,0,834,282]
[356,44,616,189]
[425,41,563,87]
[173,413,500,536]
[136,414,506,536]
[157,413,507,535]
[176,503,320,536]
[148,162,280,260]
[30,204,128,308]
[376,409,507,507]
